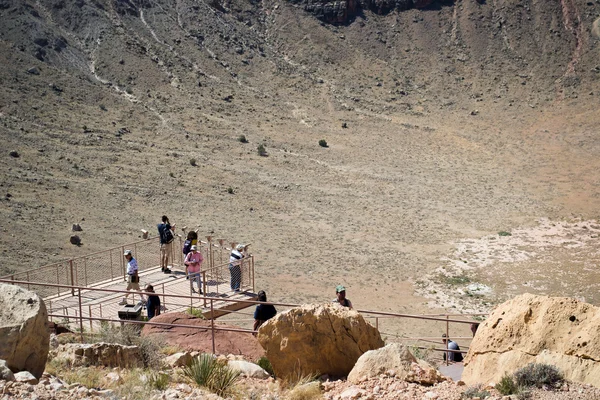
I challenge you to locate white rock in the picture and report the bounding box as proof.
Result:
[14,371,38,384]
[227,360,270,379]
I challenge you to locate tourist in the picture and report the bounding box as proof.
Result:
[253,290,277,334]
[182,230,198,278]
[442,333,464,362]
[229,244,246,292]
[145,284,161,320]
[157,215,175,273]
[470,322,480,337]
[185,245,204,294]
[119,250,143,305]
[332,285,353,309]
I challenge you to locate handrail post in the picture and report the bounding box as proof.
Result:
[251,256,255,293]
[210,299,216,355]
[78,288,84,343]
[202,271,207,308]
[445,315,449,366]
[69,260,75,295]
[206,236,213,270]
[121,246,126,280]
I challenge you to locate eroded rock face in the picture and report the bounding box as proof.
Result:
[257,303,384,379]
[463,293,600,388]
[0,284,49,379]
[348,342,446,384]
[52,343,143,368]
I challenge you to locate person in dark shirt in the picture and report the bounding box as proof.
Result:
[253,290,277,334]
[146,285,161,320]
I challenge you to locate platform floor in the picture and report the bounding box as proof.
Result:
[45,265,256,331]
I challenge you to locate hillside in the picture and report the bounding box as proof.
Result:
[1,0,599,327]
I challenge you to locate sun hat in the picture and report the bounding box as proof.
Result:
[236,244,245,251]
[335,285,346,293]
[123,250,132,256]
[190,245,197,251]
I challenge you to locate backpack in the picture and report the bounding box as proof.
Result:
[182,239,192,255]
[158,223,174,244]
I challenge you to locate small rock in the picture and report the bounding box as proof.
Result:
[424,391,438,399]
[27,67,40,75]
[0,360,15,381]
[9,151,19,158]
[14,371,38,384]
[72,224,82,232]
[69,235,81,245]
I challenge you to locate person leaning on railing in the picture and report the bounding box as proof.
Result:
[229,244,246,292]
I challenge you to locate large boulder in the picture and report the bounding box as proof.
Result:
[52,343,143,368]
[0,284,49,378]
[257,303,384,379]
[141,312,265,360]
[348,343,446,384]
[463,294,600,388]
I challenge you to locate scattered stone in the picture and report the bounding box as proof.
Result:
[27,67,40,75]
[228,360,270,379]
[164,352,194,368]
[9,151,19,158]
[342,122,348,128]
[14,371,38,384]
[72,224,82,232]
[69,235,81,245]
[0,359,15,381]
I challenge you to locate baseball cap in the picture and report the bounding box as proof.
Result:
[123,250,132,256]
[336,285,346,293]
[236,244,245,251]
[190,245,197,251]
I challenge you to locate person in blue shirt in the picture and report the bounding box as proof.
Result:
[253,290,277,334]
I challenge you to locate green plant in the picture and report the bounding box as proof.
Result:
[257,144,267,157]
[190,158,197,166]
[318,139,328,148]
[409,345,432,361]
[514,363,563,388]
[238,134,248,143]
[498,231,512,236]
[256,356,274,377]
[99,104,107,111]
[187,307,205,319]
[184,354,240,397]
[147,371,170,390]
[440,274,471,285]
[496,374,519,395]
[227,187,234,194]
[462,384,490,399]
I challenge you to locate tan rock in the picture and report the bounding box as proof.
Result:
[53,342,143,368]
[348,343,446,385]
[164,352,194,367]
[257,303,383,379]
[0,284,49,379]
[463,293,600,388]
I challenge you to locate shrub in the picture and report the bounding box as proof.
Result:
[409,345,432,361]
[190,158,197,166]
[238,134,248,143]
[184,354,240,397]
[496,374,519,395]
[187,307,205,319]
[227,187,234,194]
[99,104,107,111]
[318,139,328,148]
[514,363,563,388]
[257,144,267,156]
[256,356,274,377]
[462,384,490,399]
[147,371,169,390]
[498,231,512,236]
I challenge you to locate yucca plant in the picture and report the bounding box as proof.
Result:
[183,354,240,396]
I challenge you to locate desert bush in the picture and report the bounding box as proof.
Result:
[514,363,563,388]
[190,158,197,166]
[184,354,240,397]
[462,384,490,399]
[257,144,267,156]
[187,307,205,319]
[256,356,274,377]
[238,134,248,143]
[498,231,512,236]
[496,374,519,395]
[409,345,433,361]
[147,371,170,390]
[318,139,328,148]
[227,187,234,194]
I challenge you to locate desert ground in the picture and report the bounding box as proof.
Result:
[1,0,599,342]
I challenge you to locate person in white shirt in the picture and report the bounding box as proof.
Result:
[229,244,246,292]
[119,250,143,305]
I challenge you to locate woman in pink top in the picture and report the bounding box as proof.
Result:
[184,245,204,294]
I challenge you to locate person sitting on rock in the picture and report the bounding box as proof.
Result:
[442,333,463,362]
[332,285,353,309]
[253,290,277,334]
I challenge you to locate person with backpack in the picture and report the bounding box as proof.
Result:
[182,231,198,279]
[442,333,464,362]
[157,215,175,273]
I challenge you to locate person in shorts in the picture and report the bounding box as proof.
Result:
[157,215,175,273]
[119,250,143,305]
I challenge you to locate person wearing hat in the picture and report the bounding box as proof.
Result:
[119,250,143,305]
[229,244,246,292]
[442,333,463,362]
[332,285,353,309]
[184,245,204,294]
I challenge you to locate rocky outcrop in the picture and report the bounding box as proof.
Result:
[348,343,446,384]
[463,294,600,388]
[257,303,384,379]
[289,0,441,24]
[52,343,143,368]
[0,284,49,379]
[141,312,265,360]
